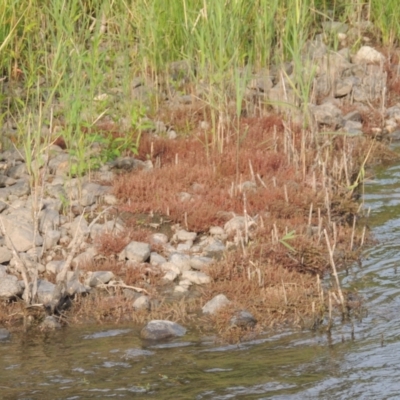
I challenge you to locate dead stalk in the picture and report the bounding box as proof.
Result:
[324,229,345,312]
[308,203,313,227]
[284,184,289,203]
[281,279,288,305]
[350,214,356,250]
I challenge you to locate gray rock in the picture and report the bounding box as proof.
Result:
[344,120,363,135]
[70,215,89,236]
[161,262,181,275]
[0,328,10,340]
[163,270,179,282]
[7,163,27,179]
[389,129,400,141]
[230,310,257,328]
[204,239,226,258]
[140,320,186,340]
[65,271,89,295]
[45,183,66,199]
[39,208,60,233]
[0,265,7,276]
[72,247,98,268]
[181,270,211,285]
[48,153,69,175]
[224,216,256,237]
[310,102,343,128]
[0,246,12,264]
[387,105,400,121]
[80,182,109,207]
[150,252,167,266]
[169,253,191,272]
[0,187,10,201]
[352,46,385,64]
[85,271,115,287]
[150,233,169,244]
[0,175,15,188]
[0,275,22,298]
[120,241,151,263]
[90,220,123,239]
[133,295,150,311]
[174,284,189,293]
[174,229,197,242]
[202,294,231,314]
[0,200,7,212]
[2,214,43,252]
[40,316,61,330]
[334,78,353,97]
[209,226,225,236]
[176,242,192,252]
[344,110,362,122]
[44,229,61,249]
[189,256,214,271]
[8,179,30,197]
[36,279,56,304]
[46,260,65,275]
[19,253,45,274]
[248,71,273,93]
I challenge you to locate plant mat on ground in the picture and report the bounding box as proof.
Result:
[79,112,394,340]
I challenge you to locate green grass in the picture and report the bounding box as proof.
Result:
[1,0,400,162]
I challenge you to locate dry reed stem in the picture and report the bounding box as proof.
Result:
[324,229,345,312]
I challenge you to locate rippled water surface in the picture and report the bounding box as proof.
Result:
[2,160,400,399]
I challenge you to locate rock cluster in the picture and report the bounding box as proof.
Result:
[0,146,260,336]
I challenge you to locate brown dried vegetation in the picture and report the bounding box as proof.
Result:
[88,107,393,338]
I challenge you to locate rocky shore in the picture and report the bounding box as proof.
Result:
[1,36,400,342]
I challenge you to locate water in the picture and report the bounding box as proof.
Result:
[2,160,400,399]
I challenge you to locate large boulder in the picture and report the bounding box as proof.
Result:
[140,320,186,340]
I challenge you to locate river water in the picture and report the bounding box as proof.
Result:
[1,159,400,400]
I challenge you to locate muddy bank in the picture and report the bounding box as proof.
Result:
[0,39,400,342]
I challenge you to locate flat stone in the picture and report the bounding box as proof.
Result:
[72,247,98,268]
[189,256,214,271]
[0,275,22,298]
[46,260,65,275]
[150,233,169,244]
[133,295,150,311]
[85,271,115,287]
[44,230,61,249]
[163,270,179,282]
[168,253,191,272]
[36,279,56,305]
[352,46,385,64]
[39,208,60,233]
[310,102,343,128]
[202,294,231,315]
[140,320,186,340]
[0,328,10,340]
[0,246,12,264]
[161,261,181,274]
[204,240,226,258]
[209,226,225,236]
[230,310,257,328]
[2,214,43,252]
[181,270,211,285]
[174,229,197,242]
[174,285,189,293]
[150,252,167,266]
[120,241,151,263]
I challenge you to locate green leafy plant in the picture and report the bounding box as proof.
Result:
[279,230,297,252]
